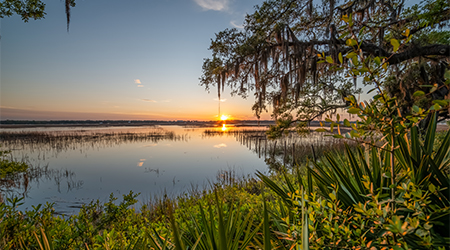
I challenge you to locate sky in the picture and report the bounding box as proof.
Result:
[0,0,272,121]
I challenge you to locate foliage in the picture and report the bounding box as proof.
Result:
[255,4,450,248]
[259,120,450,249]
[1,125,449,249]
[201,0,450,129]
[0,175,267,249]
[0,0,75,30]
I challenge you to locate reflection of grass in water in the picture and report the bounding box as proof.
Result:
[206,128,357,170]
[0,150,83,203]
[202,129,267,138]
[0,128,188,154]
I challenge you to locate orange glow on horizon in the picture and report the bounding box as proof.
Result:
[220,115,229,121]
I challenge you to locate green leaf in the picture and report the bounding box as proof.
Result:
[429,184,436,193]
[346,39,358,47]
[315,128,328,132]
[360,67,369,72]
[263,197,271,250]
[301,187,309,250]
[367,88,377,94]
[348,107,360,114]
[326,56,334,64]
[430,84,438,93]
[433,100,448,106]
[349,130,359,138]
[346,52,357,59]
[444,70,450,84]
[344,119,351,127]
[406,35,413,44]
[424,112,437,155]
[374,57,381,65]
[413,91,425,97]
[390,38,400,52]
[342,14,349,23]
[333,134,344,138]
[338,52,343,64]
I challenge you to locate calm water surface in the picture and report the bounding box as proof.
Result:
[1,125,269,214]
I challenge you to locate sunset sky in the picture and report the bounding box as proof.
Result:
[1,0,272,121]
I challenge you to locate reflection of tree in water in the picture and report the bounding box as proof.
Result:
[0,151,83,203]
[202,128,357,171]
[202,129,267,138]
[0,128,188,158]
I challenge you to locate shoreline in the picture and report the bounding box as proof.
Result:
[0,121,447,131]
[0,120,276,129]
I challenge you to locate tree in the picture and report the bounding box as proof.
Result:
[0,0,75,31]
[200,0,450,132]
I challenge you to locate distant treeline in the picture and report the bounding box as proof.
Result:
[0,120,203,125]
[0,119,278,126]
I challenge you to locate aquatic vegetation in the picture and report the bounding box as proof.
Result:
[0,128,188,154]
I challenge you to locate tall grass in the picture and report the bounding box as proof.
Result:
[0,129,188,154]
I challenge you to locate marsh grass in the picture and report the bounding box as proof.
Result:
[203,127,356,168]
[0,128,188,155]
[218,129,358,170]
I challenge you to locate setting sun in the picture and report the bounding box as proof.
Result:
[220,115,229,121]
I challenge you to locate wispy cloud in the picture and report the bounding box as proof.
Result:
[194,0,229,11]
[137,85,144,87]
[214,143,227,148]
[213,98,227,102]
[230,20,244,29]
[134,79,141,84]
[141,99,157,103]
[161,99,172,103]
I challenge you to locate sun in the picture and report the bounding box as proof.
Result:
[220,115,229,121]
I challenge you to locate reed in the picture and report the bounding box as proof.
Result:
[0,129,188,155]
[235,129,357,169]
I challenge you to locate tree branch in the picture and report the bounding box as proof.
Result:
[360,43,450,64]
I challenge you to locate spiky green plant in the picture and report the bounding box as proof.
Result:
[258,113,450,249]
[176,189,260,250]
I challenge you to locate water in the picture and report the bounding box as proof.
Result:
[0,125,270,214]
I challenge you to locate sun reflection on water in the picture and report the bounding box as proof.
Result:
[222,124,227,131]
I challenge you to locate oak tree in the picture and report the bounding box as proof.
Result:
[201,0,450,130]
[0,0,75,30]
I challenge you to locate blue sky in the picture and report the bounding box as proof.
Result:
[1,0,271,120]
